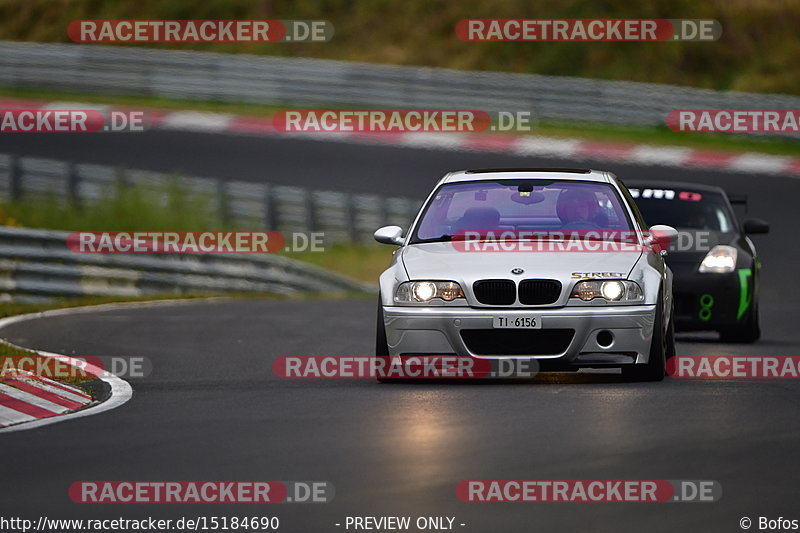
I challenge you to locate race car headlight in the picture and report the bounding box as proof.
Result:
[570,280,643,302]
[699,245,738,273]
[395,281,465,303]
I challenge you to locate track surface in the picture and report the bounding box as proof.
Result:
[0,130,788,196]
[2,132,799,532]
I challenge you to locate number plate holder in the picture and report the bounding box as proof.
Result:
[492,316,542,329]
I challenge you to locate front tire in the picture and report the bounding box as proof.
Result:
[622,301,667,382]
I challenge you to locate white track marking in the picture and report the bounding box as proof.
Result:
[159,111,234,132]
[629,145,692,166]
[6,376,92,405]
[730,153,795,174]
[0,404,36,426]
[0,383,69,413]
[512,136,582,157]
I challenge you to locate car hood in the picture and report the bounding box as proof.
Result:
[401,242,642,292]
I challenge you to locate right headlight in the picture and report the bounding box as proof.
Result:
[570,280,643,302]
[395,281,465,303]
[699,245,737,274]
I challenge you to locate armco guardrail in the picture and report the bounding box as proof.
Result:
[1,41,799,131]
[0,226,373,302]
[0,153,422,245]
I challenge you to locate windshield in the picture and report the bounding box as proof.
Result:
[631,188,736,232]
[411,179,634,243]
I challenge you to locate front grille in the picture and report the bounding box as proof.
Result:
[460,329,575,356]
[473,279,516,305]
[518,279,562,305]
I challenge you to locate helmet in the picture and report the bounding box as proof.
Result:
[556,188,600,225]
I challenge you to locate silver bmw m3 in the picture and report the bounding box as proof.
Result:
[374,168,678,382]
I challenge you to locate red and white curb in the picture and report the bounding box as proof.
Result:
[0,369,93,427]
[3,97,800,176]
[0,306,133,433]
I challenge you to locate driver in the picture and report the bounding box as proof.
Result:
[556,189,601,227]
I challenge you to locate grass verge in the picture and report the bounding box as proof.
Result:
[285,243,390,284]
[0,180,223,231]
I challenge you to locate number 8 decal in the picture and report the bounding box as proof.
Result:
[699,293,714,321]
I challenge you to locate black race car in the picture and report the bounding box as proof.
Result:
[625,181,768,343]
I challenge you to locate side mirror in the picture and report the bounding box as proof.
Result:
[743,218,769,235]
[374,225,404,246]
[647,224,679,253]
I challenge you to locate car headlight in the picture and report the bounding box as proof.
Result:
[699,245,738,273]
[395,281,465,303]
[570,280,643,302]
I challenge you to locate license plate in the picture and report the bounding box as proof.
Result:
[493,315,542,329]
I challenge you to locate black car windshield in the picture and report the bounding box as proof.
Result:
[411,179,634,243]
[630,187,736,232]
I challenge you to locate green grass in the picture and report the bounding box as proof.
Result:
[285,243,391,284]
[1,0,799,95]
[0,179,223,231]
[2,86,798,157]
[0,86,284,117]
[0,342,94,386]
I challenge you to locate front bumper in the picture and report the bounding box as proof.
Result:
[383,304,657,367]
[669,264,754,331]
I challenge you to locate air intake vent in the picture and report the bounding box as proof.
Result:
[461,329,575,356]
[473,279,516,305]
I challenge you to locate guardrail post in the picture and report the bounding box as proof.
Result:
[9,154,22,200]
[407,203,418,228]
[217,180,230,227]
[115,167,129,188]
[346,194,358,243]
[379,196,390,228]
[67,162,81,206]
[264,184,278,230]
[305,190,318,233]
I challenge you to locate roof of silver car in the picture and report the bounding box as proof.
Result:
[441,168,612,184]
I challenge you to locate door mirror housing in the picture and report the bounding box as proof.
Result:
[374,225,404,246]
[647,224,679,253]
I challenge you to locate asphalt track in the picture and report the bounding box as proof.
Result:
[1,131,799,532]
[0,130,789,197]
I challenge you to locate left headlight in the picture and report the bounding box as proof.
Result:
[395,281,465,303]
[699,245,737,274]
[570,280,643,302]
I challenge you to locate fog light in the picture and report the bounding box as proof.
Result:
[596,330,614,348]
